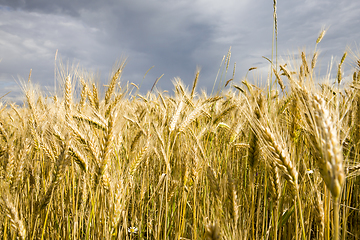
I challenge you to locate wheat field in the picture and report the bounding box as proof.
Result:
[1,38,360,239]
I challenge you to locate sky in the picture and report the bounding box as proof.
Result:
[1,0,360,103]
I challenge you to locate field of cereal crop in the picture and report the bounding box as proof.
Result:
[1,6,360,239]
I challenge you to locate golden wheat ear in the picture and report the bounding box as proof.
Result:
[1,193,27,240]
[312,94,345,198]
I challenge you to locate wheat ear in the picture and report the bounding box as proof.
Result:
[313,94,345,198]
[227,171,239,226]
[337,52,347,84]
[260,126,298,190]
[129,141,149,176]
[190,67,200,99]
[105,64,124,106]
[92,83,100,111]
[311,51,319,70]
[169,99,184,132]
[79,78,88,111]
[65,75,72,122]
[2,194,27,240]
[179,103,204,132]
[301,52,310,78]
[314,189,325,239]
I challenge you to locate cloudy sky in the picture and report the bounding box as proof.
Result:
[1,0,360,103]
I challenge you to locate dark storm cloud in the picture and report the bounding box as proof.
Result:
[1,0,360,103]
[0,0,105,16]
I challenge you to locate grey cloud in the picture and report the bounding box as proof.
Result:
[0,0,106,17]
[1,0,360,102]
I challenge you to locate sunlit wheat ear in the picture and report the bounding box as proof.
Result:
[65,75,72,122]
[72,114,107,131]
[313,94,345,198]
[273,67,285,91]
[316,28,326,44]
[337,52,347,84]
[268,160,281,202]
[92,83,100,111]
[190,67,200,99]
[247,130,260,171]
[311,51,319,70]
[25,89,39,125]
[179,103,205,132]
[36,146,67,213]
[301,52,310,77]
[273,0,277,38]
[96,111,115,190]
[69,144,88,172]
[280,64,293,81]
[130,129,144,152]
[112,178,126,228]
[129,142,148,176]
[79,78,88,111]
[105,62,125,106]
[10,146,27,194]
[85,84,96,109]
[2,194,26,240]
[212,103,236,125]
[105,93,123,118]
[314,189,325,239]
[206,166,221,199]
[227,171,239,225]
[158,92,167,110]
[10,104,25,128]
[191,145,204,184]
[169,99,184,132]
[299,65,305,82]
[260,125,298,191]
[248,94,264,171]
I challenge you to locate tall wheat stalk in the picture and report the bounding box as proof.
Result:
[312,94,345,240]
